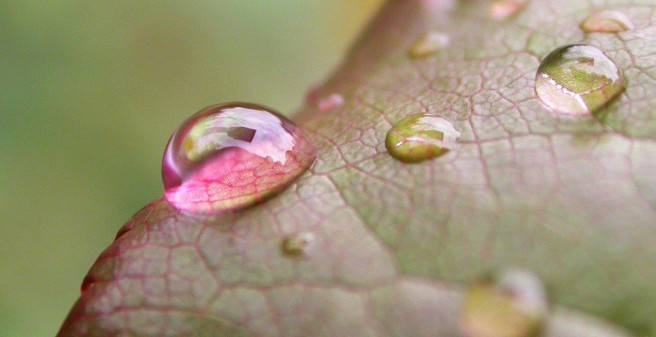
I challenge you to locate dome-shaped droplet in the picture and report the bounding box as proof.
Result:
[162,103,316,214]
[80,275,96,294]
[318,93,344,112]
[460,269,549,337]
[490,0,529,20]
[281,232,315,257]
[535,44,625,115]
[407,31,450,59]
[580,10,634,33]
[385,114,460,163]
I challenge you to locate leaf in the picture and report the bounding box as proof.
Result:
[58,0,656,336]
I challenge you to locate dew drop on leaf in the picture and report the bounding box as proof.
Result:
[281,232,315,257]
[162,102,316,214]
[460,269,549,337]
[318,93,345,112]
[490,0,529,20]
[80,275,95,294]
[385,113,460,163]
[407,31,450,59]
[535,44,625,115]
[580,10,634,33]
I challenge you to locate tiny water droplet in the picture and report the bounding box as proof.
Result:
[490,0,529,20]
[385,114,460,163]
[318,93,344,112]
[281,232,315,257]
[408,31,450,59]
[460,269,549,337]
[535,44,625,115]
[80,275,96,294]
[162,103,316,214]
[580,10,634,33]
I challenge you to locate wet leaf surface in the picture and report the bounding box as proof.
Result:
[59,0,656,336]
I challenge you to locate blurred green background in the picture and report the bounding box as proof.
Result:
[0,1,383,336]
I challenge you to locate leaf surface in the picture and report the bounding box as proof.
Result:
[58,0,656,336]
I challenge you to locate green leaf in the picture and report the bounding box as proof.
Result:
[58,0,656,336]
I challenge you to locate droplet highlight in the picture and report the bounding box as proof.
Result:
[385,114,460,163]
[281,232,315,257]
[318,93,344,112]
[162,103,316,214]
[580,10,634,33]
[490,0,529,20]
[460,269,549,337]
[535,44,625,115]
[407,31,450,59]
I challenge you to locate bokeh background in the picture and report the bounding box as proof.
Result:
[0,1,384,336]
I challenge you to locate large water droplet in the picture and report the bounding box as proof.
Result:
[385,114,460,163]
[535,44,625,115]
[407,31,450,59]
[490,0,529,20]
[281,232,315,257]
[580,10,634,33]
[460,269,549,337]
[162,103,316,214]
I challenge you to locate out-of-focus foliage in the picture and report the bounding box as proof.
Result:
[0,1,382,336]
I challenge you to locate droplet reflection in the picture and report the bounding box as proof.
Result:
[408,31,450,59]
[318,93,345,112]
[490,0,529,20]
[281,232,315,257]
[460,269,549,337]
[162,103,315,214]
[535,44,625,115]
[386,114,460,163]
[580,10,634,33]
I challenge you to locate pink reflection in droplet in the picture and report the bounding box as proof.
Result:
[162,103,315,214]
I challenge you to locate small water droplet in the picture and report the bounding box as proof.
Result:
[490,0,529,20]
[162,103,316,214]
[580,10,634,33]
[80,275,96,294]
[385,114,460,163]
[318,93,344,112]
[281,232,315,257]
[535,44,625,115]
[408,31,450,59]
[460,269,549,337]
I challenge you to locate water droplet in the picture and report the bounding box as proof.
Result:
[407,31,450,59]
[460,269,549,337]
[580,10,634,33]
[318,93,344,112]
[490,0,529,20]
[80,275,96,294]
[385,114,460,163]
[281,232,315,257]
[535,44,625,115]
[162,103,316,214]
